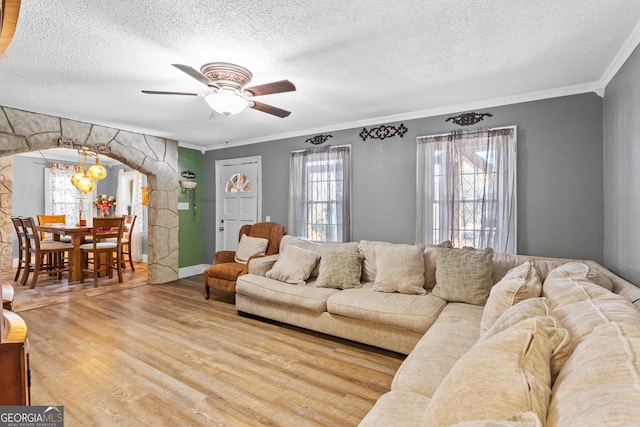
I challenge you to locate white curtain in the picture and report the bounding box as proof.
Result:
[416,127,517,253]
[116,169,145,262]
[288,145,351,242]
[47,163,95,225]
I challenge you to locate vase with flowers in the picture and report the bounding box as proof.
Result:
[95,194,116,217]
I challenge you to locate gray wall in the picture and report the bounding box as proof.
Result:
[604,43,640,284]
[204,93,605,265]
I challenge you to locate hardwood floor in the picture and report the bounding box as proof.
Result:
[4,266,404,426]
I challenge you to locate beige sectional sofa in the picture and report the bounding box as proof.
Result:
[235,235,640,426]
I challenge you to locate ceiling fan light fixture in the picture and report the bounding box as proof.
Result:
[204,89,249,116]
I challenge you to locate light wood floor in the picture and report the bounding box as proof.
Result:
[5,266,404,427]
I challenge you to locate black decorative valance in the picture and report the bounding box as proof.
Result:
[305,134,333,145]
[360,123,408,141]
[445,112,493,126]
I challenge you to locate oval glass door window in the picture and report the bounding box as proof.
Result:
[225,173,253,192]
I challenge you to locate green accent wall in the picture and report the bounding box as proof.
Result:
[178,147,205,268]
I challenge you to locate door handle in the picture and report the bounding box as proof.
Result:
[219,219,224,231]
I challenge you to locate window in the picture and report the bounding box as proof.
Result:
[45,163,95,225]
[226,173,252,192]
[289,146,351,242]
[416,127,516,253]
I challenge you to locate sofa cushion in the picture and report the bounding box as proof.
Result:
[265,245,320,285]
[327,289,446,333]
[547,322,640,426]
[422,318,553,427]
[392,313,481,397]
[480,262,543,334]
[482,298,571,383]
[373,244,426,295]
[542,262,640,349]
[234,234,269,264]
[433,247,494,305]
[236,274,339,312]
[448,412,543,427]
[315,251,362,289]
[358,389,430,427]
[207,262,247,281]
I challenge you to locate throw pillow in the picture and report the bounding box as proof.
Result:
[480,262,542,334]
[423,241,454,290]
[482,297,571,383]
[432,247,494,305]
[358,241,422,282]
[421,318,553,427]
[372,244,426,295]
[315,251,363,289]
[265,245,320,285]
[234,234,269,264]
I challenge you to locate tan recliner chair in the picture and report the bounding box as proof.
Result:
[204,222,284,299]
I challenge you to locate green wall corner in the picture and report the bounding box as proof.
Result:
[178,147,205,268]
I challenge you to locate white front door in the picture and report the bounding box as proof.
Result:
[215,156,261,251]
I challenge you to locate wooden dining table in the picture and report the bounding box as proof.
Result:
[36,224,92,282]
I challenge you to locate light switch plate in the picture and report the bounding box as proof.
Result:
[178,202,190,210]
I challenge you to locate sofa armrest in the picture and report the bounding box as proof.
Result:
[213,250,236,264]
[248,254,279,276]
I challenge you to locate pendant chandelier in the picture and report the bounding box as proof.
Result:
[70,148,107,193]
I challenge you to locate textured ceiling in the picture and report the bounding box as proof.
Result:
[1,1,640,150]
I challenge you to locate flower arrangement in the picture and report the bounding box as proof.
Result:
[95,194,116,217]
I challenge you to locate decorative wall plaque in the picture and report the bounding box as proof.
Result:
[359,123,408,141]
[181,170,196,179]
[445,112,493,126]
[305,134,332,145]
[58,136,111,154]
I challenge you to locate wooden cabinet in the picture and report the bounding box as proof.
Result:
[0,309,30,405]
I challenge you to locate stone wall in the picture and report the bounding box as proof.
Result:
[0,106,179,284]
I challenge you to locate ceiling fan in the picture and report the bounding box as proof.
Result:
[142,62,296,118]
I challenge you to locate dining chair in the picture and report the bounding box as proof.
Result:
[20,216,74,289]
[121,214,137,271]
[37,214,72,243]
[10,217,28,284]
[79,217,124,287]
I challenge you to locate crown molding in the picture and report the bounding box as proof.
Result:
[597,17,640,94]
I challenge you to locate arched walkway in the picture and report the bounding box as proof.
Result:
[0,106,179,284]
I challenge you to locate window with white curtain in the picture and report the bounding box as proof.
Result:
[416,127,517,253]
[289,145,351,242]
[45,163,95,225]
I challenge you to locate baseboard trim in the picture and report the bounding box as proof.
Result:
[179,264,207,279]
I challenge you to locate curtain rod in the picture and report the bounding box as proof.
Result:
[417,125,516,141]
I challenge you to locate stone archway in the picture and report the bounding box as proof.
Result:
[0,106,179,284]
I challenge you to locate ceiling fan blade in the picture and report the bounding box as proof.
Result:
[244,80,296,97]
[172,64,220,89]
[141,90,199,96]
[250,100,291,118]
